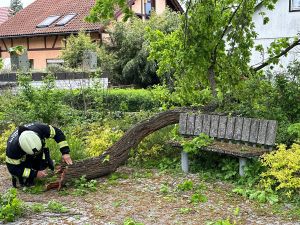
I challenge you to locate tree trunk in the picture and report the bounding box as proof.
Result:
[208,66,217,98]
[46,109,186,190]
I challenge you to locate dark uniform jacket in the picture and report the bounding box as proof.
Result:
[6,123,70,181]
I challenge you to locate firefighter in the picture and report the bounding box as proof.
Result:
[5,123,73,187]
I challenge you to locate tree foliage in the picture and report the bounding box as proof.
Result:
[61,32,98,69]
[101,10,180,87]
[10,0,23,16]
[86,0,134,23]
[0,58,3,70]
[148,0,281,104]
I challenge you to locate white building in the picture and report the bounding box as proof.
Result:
[251,0,300,70]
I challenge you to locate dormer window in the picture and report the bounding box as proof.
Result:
[290,0,300,11]
[55,13,77,26]
[36,15,60,28]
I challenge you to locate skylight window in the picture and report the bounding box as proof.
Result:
[36,15,60,28]
[55,13,77,26]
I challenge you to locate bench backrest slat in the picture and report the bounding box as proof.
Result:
[217,116,227,139]
[179,113,277,146]
[233,117,243,140]
[194,114,204,135]
[186,114,195,135]
[202,114,211,135]
[179,113,188,135]
[241,118,251,142]
[210,115,220,138]
[249,119,260,143]
[225,117,235,139]
[257,120,268,145]
[265,120,277,146]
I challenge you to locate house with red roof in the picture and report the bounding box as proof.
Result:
[0,7,10,25]
[0,0,182,70]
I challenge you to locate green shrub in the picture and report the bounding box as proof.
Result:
[177,180,194,191]
[46,125,88,162]
[0,188,25,223]
[0,124,16,162]
[260,143,300,197]
[103,89,161,111]
[123,217,144,225]
[0,58,3,70]
[84,124,124,157]
[182,133,213,155]
[47,200,69,213]
[129,126,179,168]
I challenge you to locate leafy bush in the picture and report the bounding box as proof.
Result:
[260,143,300,196]
[103,88,161,111]
[288,123,300,143]
[46,200,69,213]
[123,217,144,225]
[182,133,213,155]
[0,58,3,70]
[61,31,98,69]
[60,88,161,112]
[0,124,16,162]
[129,126,178,168]
[0,188,24,223]
[72,175,97,196]
[85,124,124,157]
[232,187,278,204]
[103,9,180,87]
[177,180,194,191]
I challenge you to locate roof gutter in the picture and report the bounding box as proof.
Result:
[0,29,103,39]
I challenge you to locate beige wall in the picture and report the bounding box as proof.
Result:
[0,32,100,70]
[155,0,166,15]
[131,0,166,17]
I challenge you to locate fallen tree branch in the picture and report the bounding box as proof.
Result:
[46,109,188,190]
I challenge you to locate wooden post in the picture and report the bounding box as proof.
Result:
[181,151,189,173]
[239,157,247,176]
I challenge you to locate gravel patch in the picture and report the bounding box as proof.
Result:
[0,165,299,225]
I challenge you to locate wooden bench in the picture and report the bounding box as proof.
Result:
[176,113,278,176]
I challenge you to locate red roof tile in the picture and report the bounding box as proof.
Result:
[0,7,10,25]
[0,0,102,38]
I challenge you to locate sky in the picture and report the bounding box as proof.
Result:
[0,0,36,8]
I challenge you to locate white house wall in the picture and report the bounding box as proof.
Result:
[251,0,300,70]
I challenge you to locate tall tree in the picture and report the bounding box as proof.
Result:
[87,0,300,105]
[10,0,23,16]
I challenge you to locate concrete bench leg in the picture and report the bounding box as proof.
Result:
[239,157,247,176]
[181,151,189,173]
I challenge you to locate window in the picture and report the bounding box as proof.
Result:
[55,13,77,26]
[290,0,300,11]
[36,15,60,28]
[29,59,34,69]
[145,2,152,16]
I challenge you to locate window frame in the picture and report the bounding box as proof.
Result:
[290,0,300,12]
